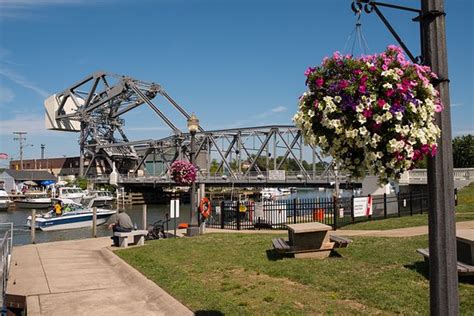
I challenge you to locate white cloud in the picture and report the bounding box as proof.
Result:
[128,126,171,132]
[0,67,49,98]
[0,114,48,135]
[271,106,287,113]
[453,129,474,136]
[450,103,464,108]
[0,86,14,103]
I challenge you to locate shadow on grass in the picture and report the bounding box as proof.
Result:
[195,311,224,316]
[405,261,474,284]
[405,261,430,279]
[266,249,285,261]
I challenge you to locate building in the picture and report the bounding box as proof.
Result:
[0,170,57,193]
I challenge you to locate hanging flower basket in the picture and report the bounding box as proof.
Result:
[170,160,197,186]
[294,46,442,184]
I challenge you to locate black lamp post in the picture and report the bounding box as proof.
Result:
[187,114,199,229]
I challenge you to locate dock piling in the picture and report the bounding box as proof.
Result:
[31,209,36,244]
[92,207,97,237]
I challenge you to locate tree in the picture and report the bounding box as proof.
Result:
[453,135,474,168]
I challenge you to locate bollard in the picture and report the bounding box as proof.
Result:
[142,204,147,230]
[31,209,36,244]
[92,207,97,237]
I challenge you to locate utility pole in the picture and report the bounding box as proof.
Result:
[13,132,27,170]
[421,0,459,314]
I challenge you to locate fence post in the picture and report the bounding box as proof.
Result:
[333,196,338,230]
[92,207,97,237]
[31,209,36,244]
[293,198,297,224]
[454,188,458,206]
[397,192,401,217]
[409,191,413,216]
[383,193,387,219]
[236,201,241,230]
[351,196,355,223]
[220,201,225,229]
[142,204,147,230]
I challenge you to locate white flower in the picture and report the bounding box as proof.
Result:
[383,83,393,89]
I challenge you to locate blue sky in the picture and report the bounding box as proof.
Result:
[0,0,472,167]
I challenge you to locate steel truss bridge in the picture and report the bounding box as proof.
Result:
[46,71,348,187]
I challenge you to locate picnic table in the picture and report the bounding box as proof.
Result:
[272,222,352,259]
[456,229,474,265]
[417,228,474,276]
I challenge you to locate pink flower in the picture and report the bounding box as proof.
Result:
[339,80,349,89]
[359,85,367,94]
[362,108,373,118]
[304,67,315,77]
[412,150,422,161]
[354,69,362,76]
[333,51,342,59]
[431,145,438,157]
[369,66,377,72]
[377,99,386,108]
[386,89,395,97]
[421,144,431,155]
[435,101,443,113]
[315,78,324,87]
[313,100,319,109]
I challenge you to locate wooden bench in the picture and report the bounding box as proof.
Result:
[416,248,474,276]
[330,235,353,248]
[272,238,291,253]
[114,230,148,248]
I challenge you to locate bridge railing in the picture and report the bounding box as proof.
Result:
[91,169,345,184]
[399,168,474,184]
[0,223,13,313]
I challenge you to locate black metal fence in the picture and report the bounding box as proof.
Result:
[206,192,430,230]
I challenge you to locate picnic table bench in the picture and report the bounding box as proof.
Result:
[416,248,474,276]
[114,230,148,248]
[416,229,474,276]
[272,222,352,259]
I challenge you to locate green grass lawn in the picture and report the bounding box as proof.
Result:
[117,233,474,315]
[341,183,474,231]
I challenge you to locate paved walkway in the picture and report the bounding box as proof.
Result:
[7,237,192,316]
[7,221,474,315]
[205,220,474,238]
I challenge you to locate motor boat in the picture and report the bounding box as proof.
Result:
[16,192,51,209]
[26,198,116,231]
[260,188,292,201]
[0,190,12,211]
[56,187,87,203]
[81,190,115,208]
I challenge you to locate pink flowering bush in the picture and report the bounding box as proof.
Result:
[170,160,197,185]
[294,46,442,184]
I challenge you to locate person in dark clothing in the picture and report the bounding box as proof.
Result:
[108,209,134,246]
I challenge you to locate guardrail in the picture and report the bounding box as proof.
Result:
[0,223,13,314]
[399,168,474,184]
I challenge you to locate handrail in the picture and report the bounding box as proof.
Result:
[0,223,13,314]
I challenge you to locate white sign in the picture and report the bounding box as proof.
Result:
[353,196,373,218]
[170,199,180,218]
[268,170,286,181]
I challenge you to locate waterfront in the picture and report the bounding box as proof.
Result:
[0,188,346,246]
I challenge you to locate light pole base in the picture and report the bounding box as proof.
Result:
[186,226,200,237]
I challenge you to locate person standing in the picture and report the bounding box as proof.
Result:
[108,209,134,246]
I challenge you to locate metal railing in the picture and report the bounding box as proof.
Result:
[0,223,13,314]
[206,192,432,230]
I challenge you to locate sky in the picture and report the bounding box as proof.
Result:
[0,0,472,167]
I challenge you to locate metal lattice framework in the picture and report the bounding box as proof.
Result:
[48,71,338,184]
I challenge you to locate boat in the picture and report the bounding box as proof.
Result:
[81,190,115,208]
[0,190,12,210]
[260,188,292,201]
[26,198,116,231]
[56,187,87,203]
[16,192,51,209]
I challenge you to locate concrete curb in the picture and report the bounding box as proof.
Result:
[100,247,193,316]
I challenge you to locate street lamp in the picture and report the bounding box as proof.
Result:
[187,114,199,230]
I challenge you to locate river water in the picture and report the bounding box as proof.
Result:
[1,188,345,246]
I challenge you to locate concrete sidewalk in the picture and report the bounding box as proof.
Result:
[205,220,474,238]
[7,237,192,316]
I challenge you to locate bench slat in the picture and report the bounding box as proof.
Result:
[272,238,291,252]
[416,248,474,275]
[330,235,352,248]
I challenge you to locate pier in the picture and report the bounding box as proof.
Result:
[6,238,192,315]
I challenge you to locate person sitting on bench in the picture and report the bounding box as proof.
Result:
[108,209,134,246]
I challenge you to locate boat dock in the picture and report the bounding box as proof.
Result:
[6,237,192,315]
